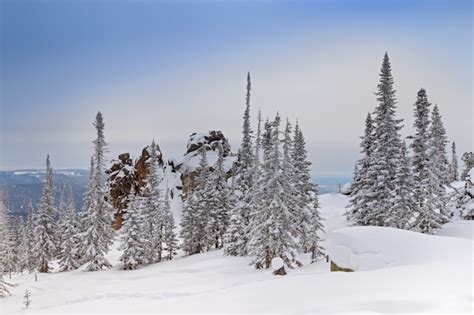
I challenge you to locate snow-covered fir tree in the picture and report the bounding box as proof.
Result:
[449,142,459,182]
[458,170,474,220]
[247,114,299,269]
[205,143,231,249]
[461,152,473,180]
[254,109,262,178]
[389,142,417,229]
[0,189,14,281]
[347,113,376,225]
[162,190,178,260]
[0,195,10,295]
[223,163,245,256]
[231,72,255,254]
[25,200,36,272]
[58,188,81,271]
[411,88,432,210]
[291,121,325,262]
[367,53,405,227]
[71,157,95,266]
[180,146,211,255]
[429,105,450,185]
[80,112,114,271]
[141,140,164,264]
[13,216,28,273]
[34,155,57,272]
[410,90,449,233]
[427,104,450,221]
[119,190,147,270]
[56,184,67,255]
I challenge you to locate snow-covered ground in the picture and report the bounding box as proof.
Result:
[2,193,473,314]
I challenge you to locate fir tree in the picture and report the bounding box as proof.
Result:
[180,146,211,255]
[81,112,114,271]
[348,113,376,225]
[232,72,255,254]
[248,114,298,269]
[450,142,459,182]
[223,162,244,256]
[162,190,178,260]
[368,53,405,227]
[292,122,325,262]
[0,190,15,280]
[411,88,431,209]
[429,105,450,185]
[119,191,147,270]
[141,140,164,264]
[458,171,474,220]
[58,189,81,271]
[34,155,57,272]
[56,184,67,255]
[461,152,474,180]
[389,142,417,229]
[13,216,27,273]
[426,104,450,222]
[25,201,36,272]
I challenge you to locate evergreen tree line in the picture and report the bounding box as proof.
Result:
[180,73,325,269]
[347,53,473,233]
[0,112,179,285]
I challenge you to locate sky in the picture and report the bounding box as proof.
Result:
[1,0,472,177]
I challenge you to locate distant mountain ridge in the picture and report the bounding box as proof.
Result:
[0,169,89,217]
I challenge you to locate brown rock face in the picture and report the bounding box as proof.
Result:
[107,145,164,229]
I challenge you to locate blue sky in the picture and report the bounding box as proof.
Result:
[1,0,472,176]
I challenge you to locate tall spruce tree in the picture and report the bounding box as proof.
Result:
[223,162,244,256]
[119,190,147,270]
[450,142,459,182]
[426,104,450,221]
[411,88,432,210]
[58,189,81,271]
[348,113,376,225]
[162,190,178,260]
[429,105,450,184]
[461,152,474,180]
[141,140,164,264]
[25,200,36,272]
[389,142,417,229]
[56,184,67,255]
[180,146,211,255]
[0,193,11,296]
[368,53,405,227]
[247,114,298,269]
[205,143,230,249]
[292,121,324,262]
[34,155,57,272]
[81,112,114,271]
[232,72,255,254]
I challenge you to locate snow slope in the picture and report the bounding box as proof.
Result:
[328,226,473,270]
[2,193,473,314]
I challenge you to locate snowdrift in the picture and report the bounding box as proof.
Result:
[328,226,473,271]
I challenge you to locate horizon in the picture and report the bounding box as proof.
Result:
[1,0,472,177]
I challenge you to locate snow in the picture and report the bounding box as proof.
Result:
[340,182,352,194]
[271,257,285,271]
[3,193,473,313]
[328,225,473,271]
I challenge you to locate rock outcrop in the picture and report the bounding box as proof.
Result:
[177,131,236,198]
[106,145,165,229]
[106,131,236,228]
